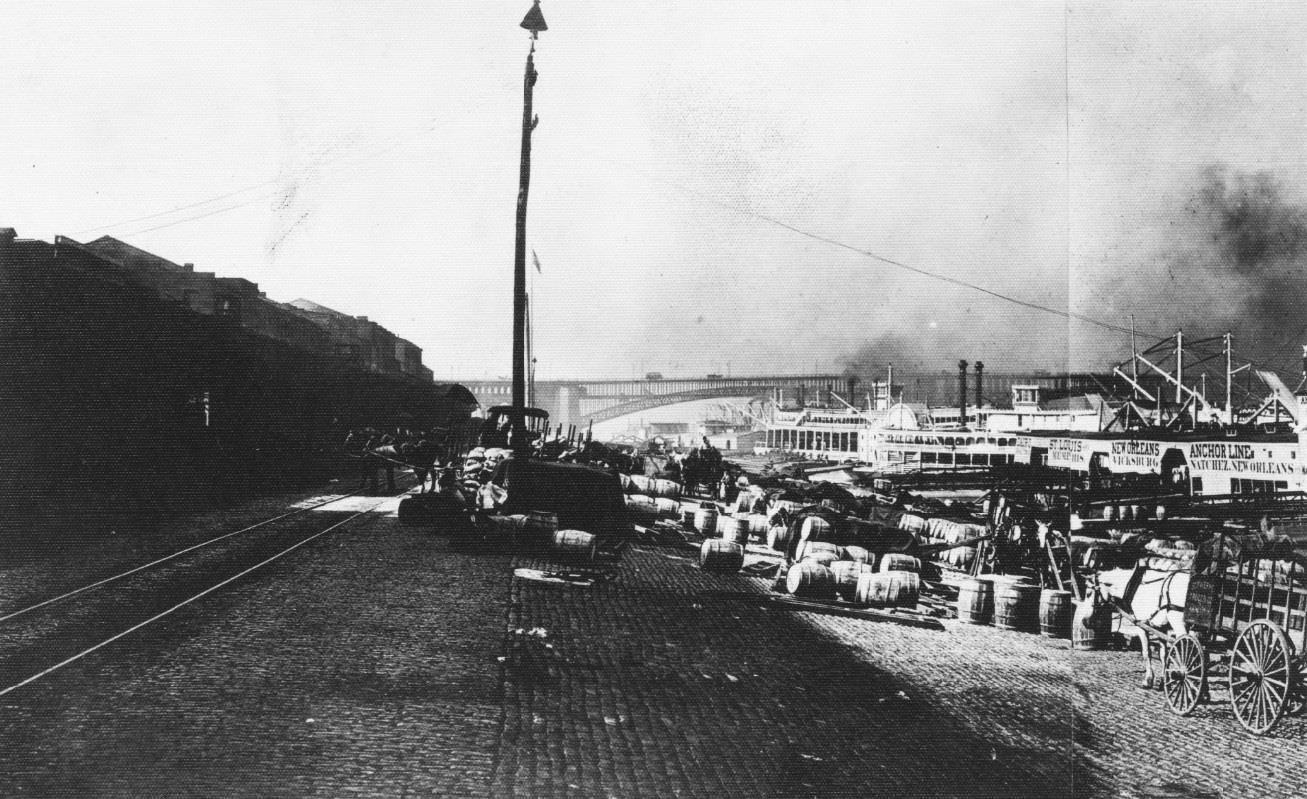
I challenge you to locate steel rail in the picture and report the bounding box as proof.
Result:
[0,487,383,624]
[0,501,386,698]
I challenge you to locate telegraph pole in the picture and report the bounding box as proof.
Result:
[513,1,547,418]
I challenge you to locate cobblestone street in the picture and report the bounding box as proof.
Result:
[2,492,1307,798]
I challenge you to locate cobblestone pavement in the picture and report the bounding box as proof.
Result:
[0,490,510,798]
[4,490,1307,798]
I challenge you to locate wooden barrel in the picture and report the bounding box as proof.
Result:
[771,499,804,514]
[840,545,874,565]
[654,497,681,519]
[830,560,877,600]
[855,571,920,608]
[1072,598,1113,650]
[801,550,839,567]
[766,524,792,552]
[1118,504,1132,521]
[747,513,770,537]
[719,516,750,545]
[955,545,977,569]
[552,529,596,563]
[652,478,681,499]
[956,578,993,625]
[993,583,1041,632]
[939,520,961,543]
[795,540,839,562]
[1038,589,1074,638]
[898,513,928,533]
[700,539,745,573]
[799,516,834,542]
[786,561,836,599]
[694,506,719,534]
[1101,504,1115,521]
[879,553,921,574]
[1155,504,1167,521]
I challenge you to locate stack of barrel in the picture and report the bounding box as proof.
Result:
[954,575,1076,639]
[903,516,984,571]
[694,500,742,574]
[781,538,920,609]
[622,473,687,528]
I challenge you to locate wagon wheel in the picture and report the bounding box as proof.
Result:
[1163,634,1207,716]
[1229,619,1296,735]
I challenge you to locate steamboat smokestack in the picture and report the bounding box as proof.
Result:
[958,360,968,429]
[974,361,984,412]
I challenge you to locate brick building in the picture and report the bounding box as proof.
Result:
[77,236,429,380]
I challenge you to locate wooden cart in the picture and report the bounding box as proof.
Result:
[1162,544,1307,735]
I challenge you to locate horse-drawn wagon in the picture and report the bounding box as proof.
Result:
[1159,534,1307,734]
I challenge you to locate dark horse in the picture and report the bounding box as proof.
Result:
[400,440,445,493]
[681,446,724,497]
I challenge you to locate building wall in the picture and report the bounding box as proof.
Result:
[78,237,431,381]
[0,230,475,539]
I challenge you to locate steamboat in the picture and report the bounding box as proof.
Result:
[755,335,1307,502]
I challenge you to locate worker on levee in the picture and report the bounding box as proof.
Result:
[344,430,379,493]
[372,434,399,493]
[402,438,443,493]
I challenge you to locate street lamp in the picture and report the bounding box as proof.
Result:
[513,1,547,418]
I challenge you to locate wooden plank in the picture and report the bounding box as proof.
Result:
[697,590,947,631]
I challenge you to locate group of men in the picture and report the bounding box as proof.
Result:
[342,429,446,494]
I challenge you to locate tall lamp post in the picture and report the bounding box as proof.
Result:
[513,0,547,423]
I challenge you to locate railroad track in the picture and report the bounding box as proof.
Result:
[0,484,412,698]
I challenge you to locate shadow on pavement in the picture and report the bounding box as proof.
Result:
[494,546,1103,799]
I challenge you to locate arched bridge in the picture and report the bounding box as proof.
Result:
[463,374,845,429]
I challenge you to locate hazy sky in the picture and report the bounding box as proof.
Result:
[4,1,1305,380]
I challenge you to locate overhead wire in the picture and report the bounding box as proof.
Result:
[597,155,1307,392]
[598,156,1166,341]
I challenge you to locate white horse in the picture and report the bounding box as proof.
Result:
[1098,565,1191,689]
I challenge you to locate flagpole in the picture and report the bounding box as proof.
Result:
[529,250,540,407]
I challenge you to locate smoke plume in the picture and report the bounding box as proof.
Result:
[1187,167,1307,358]
[841,166,1307,384]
